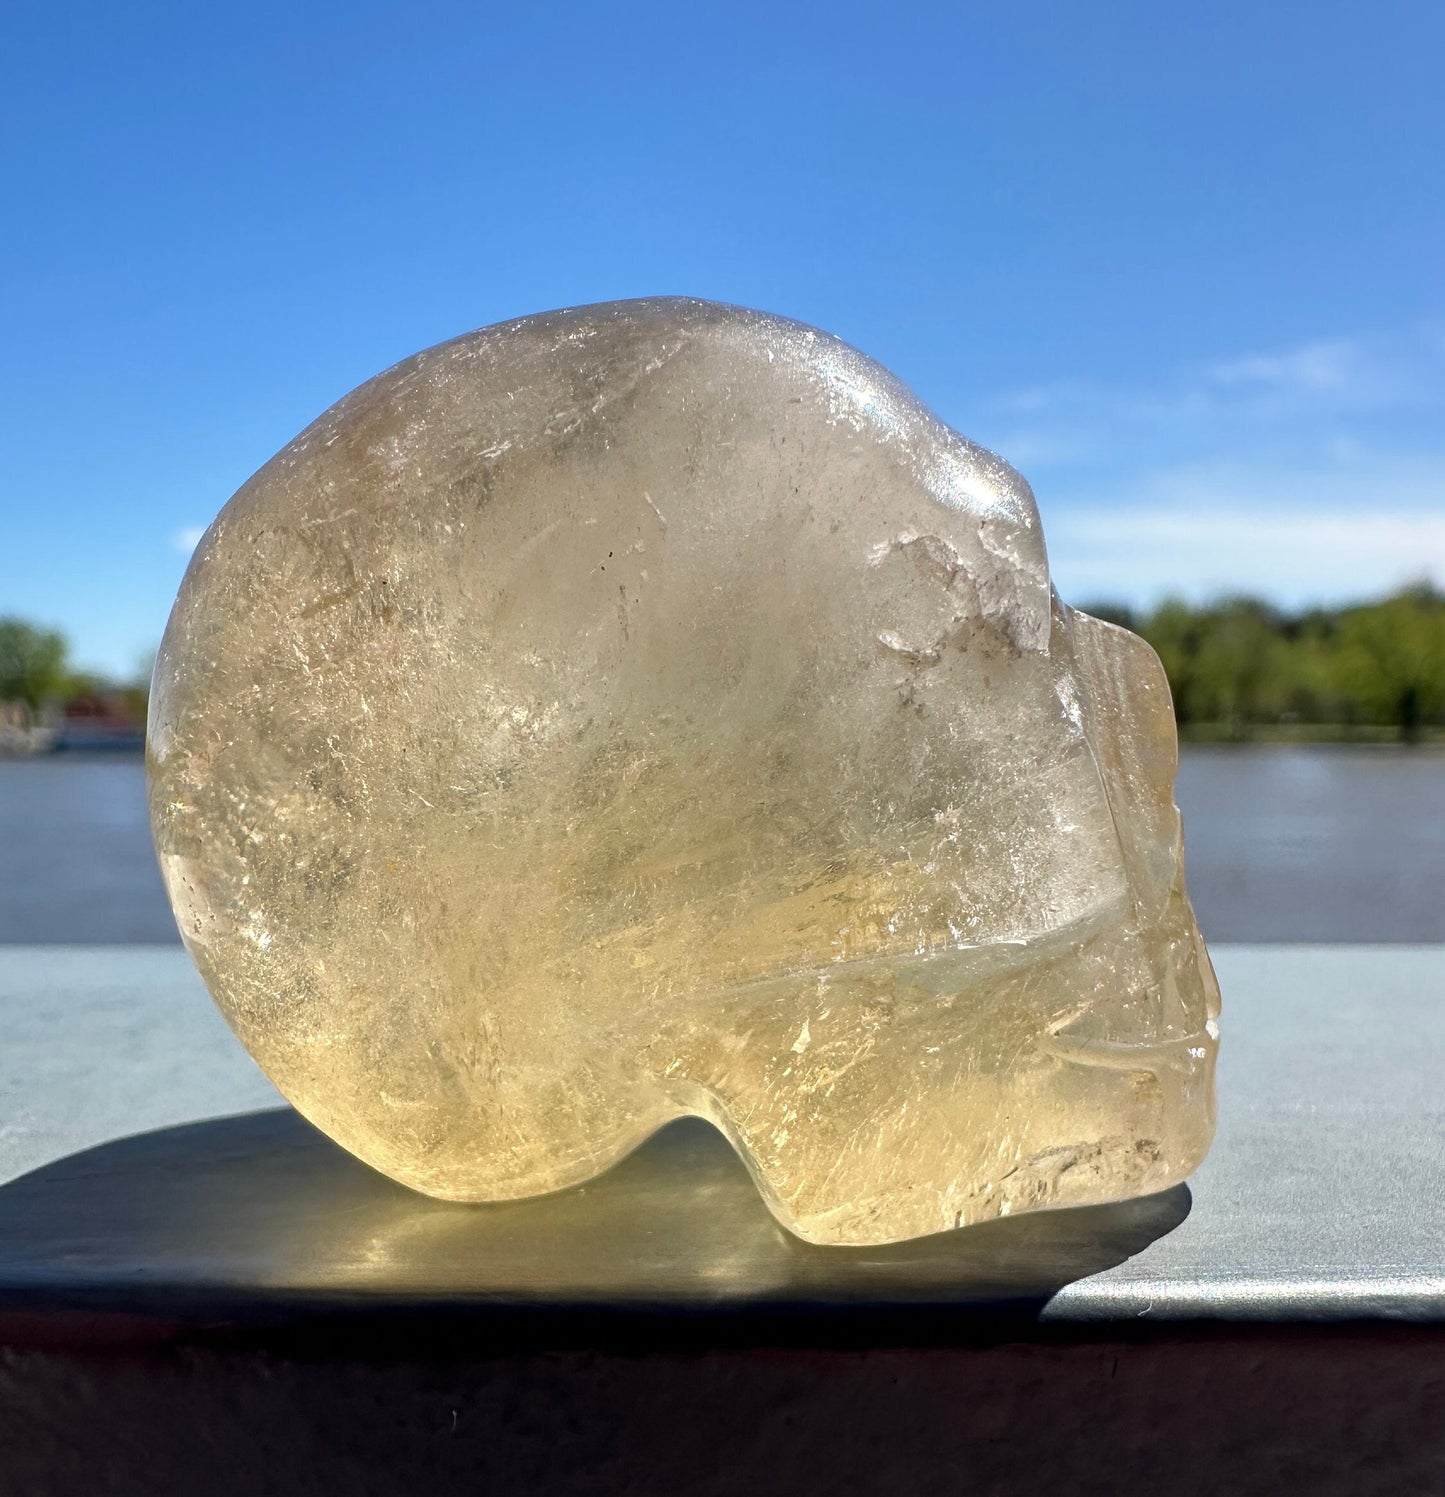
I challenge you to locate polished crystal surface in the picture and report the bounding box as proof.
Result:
[149,298,1219,1247]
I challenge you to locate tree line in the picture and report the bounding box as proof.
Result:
[5,585,1445,742]
[1084,583,1445,741]
[0,618,150,723]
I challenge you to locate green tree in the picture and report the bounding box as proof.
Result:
[1187,598,1289,736]
[1139,597,1204,726]
[1078,600,1139,633]
[1334,585,1445,741]
[1088,587,1445,739]
[0,617,71,708]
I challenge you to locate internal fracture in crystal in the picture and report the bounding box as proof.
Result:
[149,298,1219,1246]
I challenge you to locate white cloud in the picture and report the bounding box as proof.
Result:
[1044,454,1445,607]
[1207,338,1357,393]
[964,322,1445,607]
[981,323,1445,478]
[172,525,206,554]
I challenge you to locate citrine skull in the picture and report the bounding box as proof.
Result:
[149,298,1218,1246]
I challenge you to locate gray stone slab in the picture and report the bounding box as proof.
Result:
[0,945,281,1186]
[0,945,1440,1326]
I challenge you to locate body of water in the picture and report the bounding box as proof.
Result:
[1175,747,1445,942]
[0,757,175,942]
[0,747,1441,944]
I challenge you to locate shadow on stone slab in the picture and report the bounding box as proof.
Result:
[0,1109,1189,1344]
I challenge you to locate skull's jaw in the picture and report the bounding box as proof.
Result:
[666,886,1217,1247]
[664,609,1218,1248]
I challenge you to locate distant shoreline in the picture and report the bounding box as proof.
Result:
[1178,724,1445,746]
[4,736,1445,763]
[0,743,145,761]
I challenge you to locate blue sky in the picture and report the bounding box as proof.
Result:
[3,1,1442,676]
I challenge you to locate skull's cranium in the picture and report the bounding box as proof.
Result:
[149,298,1218,1246]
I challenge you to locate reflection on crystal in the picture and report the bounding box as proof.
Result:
[149,298,1218,1246]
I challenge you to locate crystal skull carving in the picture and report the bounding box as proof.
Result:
[149,297,1219,1246]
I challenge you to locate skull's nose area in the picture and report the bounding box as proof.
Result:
[1066,608,1191,924]
[1053,605,1221,1041]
